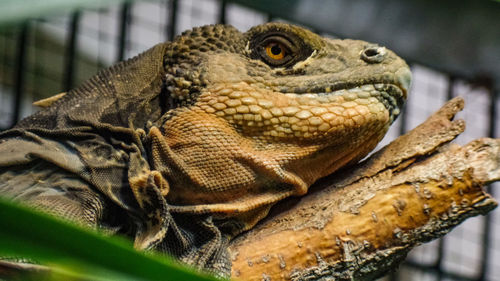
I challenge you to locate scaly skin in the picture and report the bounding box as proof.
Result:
[152,23,411,227]
[0,23,410,274]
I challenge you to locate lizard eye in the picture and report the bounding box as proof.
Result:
[265,42,286,60]
[257,36,296,67]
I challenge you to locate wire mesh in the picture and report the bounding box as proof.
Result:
[0,1,498,280]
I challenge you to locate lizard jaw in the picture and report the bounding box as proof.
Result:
[300,83,405,121]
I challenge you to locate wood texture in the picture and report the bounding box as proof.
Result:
[229,97,499,280]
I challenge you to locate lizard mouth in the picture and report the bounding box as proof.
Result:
[304,67,411,120]
[375,84,406,119]
[334,83,405,119]
[301,83,406,120]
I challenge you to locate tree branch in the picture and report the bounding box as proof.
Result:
[229,97,499,281]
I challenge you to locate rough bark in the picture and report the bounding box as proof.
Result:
[228,97,500,281]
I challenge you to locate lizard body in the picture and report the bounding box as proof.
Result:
[0,23,410,275]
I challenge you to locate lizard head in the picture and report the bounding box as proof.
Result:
[152,23,411,221]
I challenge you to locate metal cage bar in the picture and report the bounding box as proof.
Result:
[63,11,80,91]
[117,3,131,62]
[11,22,28,128]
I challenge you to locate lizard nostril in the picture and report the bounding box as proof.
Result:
[364,48,379,57]
[361,45,387,63]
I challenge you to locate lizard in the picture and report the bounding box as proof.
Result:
[0,22,411,276]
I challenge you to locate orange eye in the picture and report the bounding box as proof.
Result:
[265,42,286,60]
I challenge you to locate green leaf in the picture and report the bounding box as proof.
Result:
[0,198,223,281]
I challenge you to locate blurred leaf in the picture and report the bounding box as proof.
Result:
[0,198,222,281]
